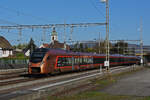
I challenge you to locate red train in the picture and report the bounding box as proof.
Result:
[28,48,140,74]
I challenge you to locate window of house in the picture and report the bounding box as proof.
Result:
[3,50,6,54]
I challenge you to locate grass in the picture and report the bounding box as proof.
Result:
[46,67,150,100]
[48,92,150,100]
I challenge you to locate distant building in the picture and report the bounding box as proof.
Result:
[39,43,50,48]
[23,48,30,57]
[71,40,150,54]
[0,36,13,58]
[39,27,70,50]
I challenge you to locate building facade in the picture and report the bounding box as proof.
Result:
[0,36,13,58]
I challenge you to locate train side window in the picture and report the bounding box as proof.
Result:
[60,57,72,66]
[77,58,80,64]
[111,58,115,63]
[89,58,93,64]
[63,57,67,66]
[114,58,116,62]
[99,58,104,64]
[80,58,82,64]
[74,57,79,65]
[65,57,68,65]
[110,58,113,63]
[74,58,77,65]
[67,57,72,66]
[83,58,86,64]
[87,58,90,64]
[57,57,62,67]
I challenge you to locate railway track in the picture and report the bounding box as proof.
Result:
[0,65,141,100]
[0,68,27,80]
[0,77,34,86]
[0,66,131,89]
[0,73,26,80]
[0,66,130,87]
[0,69,98,90]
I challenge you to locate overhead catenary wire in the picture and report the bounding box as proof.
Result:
[0,23,106,29]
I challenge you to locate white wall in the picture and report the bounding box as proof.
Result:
[0,48,13,58]
[0,48,2,58]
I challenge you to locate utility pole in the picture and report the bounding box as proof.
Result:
[18,28,22,44]
[140,17,143,65]
[42,27,46,42]
[105,0,110,70]
[99,32,101,54]
[70,26,73,45]
[64,20,66,50]
[100,0,110,70]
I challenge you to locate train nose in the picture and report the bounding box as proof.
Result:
[29,63,41,74]
[31,67,41,73]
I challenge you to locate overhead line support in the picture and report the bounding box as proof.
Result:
[0,23,106,30]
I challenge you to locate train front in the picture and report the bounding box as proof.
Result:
[28,48,50,74]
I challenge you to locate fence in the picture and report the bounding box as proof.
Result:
[0,58,29,69]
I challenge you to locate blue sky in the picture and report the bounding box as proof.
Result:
[0,0,149,45]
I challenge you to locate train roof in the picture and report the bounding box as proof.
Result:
[33,48,51,52]
[33,48,139,58]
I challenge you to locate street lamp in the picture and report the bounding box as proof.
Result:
[101,0,110,70]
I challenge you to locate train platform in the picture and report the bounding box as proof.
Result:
[101,67,150,96]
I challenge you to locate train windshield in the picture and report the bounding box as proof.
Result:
[29,48,50,63]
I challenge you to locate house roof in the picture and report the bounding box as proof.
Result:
[0,36,13,49]
[49,41,70,50]
[40,41,70,50]
[43,43,51,48]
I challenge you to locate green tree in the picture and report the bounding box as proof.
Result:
[79,43,84,52]
[72,42,79,52]
[13,43,28,49]
[86,48,95,53]
[84,44,89,52]
[27,38,37,54]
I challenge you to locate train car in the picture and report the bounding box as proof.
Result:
[28,48,140,74]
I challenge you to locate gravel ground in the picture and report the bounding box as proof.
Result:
[101,67,150,96]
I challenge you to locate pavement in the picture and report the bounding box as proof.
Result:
[101,67,150,96]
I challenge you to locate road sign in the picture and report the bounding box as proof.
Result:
[104,61,109,67]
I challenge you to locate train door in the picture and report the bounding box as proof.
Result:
[46,55,55,74]
[72,57,74,71]
[90,57,94,68]
[74,57,80,70]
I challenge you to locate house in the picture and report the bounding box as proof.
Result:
[0,36,13,58]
